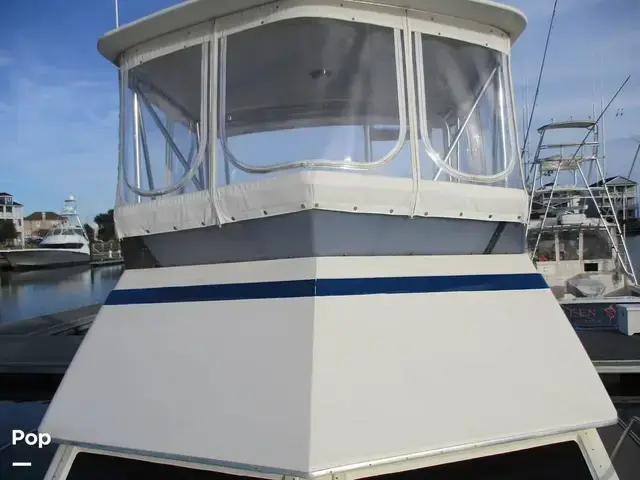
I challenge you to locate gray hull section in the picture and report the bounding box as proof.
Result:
[122,211,525,269]
[2,249,90,270]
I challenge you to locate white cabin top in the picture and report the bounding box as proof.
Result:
[98,0,529,241]
[98,0,527,63]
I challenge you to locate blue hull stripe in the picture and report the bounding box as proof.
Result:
[104,273,548,306]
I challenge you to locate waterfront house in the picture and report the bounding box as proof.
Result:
[23,211,66,239]
[589,176,638,223]
[0,192,24,246]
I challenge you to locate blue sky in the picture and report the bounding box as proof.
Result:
[1,0,638,222]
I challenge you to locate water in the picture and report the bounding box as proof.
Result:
[0,265,124,324]
[0,265,123,478]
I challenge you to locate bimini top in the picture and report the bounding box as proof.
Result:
[98,0,527,63]
[537,120,597,134]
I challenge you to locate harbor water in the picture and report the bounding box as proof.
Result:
[0,265,123,325]
[0,264,123,478]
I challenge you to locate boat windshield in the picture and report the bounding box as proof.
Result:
[118,15,519,204]
[528,227,614,263]
[45,225,87,238]
[583,230,613,260]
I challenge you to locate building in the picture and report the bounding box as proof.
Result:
[23,211,65,239]
[589,176,638,222]
[0,192,24,246]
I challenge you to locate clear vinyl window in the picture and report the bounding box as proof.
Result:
[583,230,613,260]
[116,11,523,204]
[217,17,409,186]
[414,32,519,186]
[119,43,210,205]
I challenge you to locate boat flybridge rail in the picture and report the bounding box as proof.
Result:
[41,1,622,479]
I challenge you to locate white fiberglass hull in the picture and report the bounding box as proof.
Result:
[1,248,90,270]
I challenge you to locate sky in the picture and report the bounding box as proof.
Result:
[1,0,639,223]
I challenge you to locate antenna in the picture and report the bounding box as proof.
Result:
[521,0,558,180]
[601,97,606,176]
[115,0,120,28]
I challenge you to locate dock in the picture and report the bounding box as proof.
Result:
[0,304,99,379]
[89,257,124,267]
[578,330,640,374]
[89,240,124,266]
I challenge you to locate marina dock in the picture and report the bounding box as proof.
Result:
[89,256,124,267]
[580,331,640,374]
[0,304,99,382]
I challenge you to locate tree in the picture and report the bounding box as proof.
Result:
[0,219,18,243]
[94,209,116,241]
[84,223,95,244]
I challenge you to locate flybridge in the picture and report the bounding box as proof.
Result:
[40,1,623,479]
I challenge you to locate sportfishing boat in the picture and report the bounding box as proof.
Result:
[526,120,638,299]
[40,0,632,478]
[0,196,90,270]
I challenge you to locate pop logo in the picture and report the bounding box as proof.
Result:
[12,430,51,449]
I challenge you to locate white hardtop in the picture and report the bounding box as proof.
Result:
[98,0,527,63]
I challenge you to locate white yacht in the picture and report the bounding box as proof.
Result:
[39,0,629,478]
[1,196,90,270]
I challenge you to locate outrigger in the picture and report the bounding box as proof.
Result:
[40,0,631,478]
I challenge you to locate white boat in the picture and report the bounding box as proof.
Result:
[39,0,631,478]
[0,196,90,270]
[526,121,638,299]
